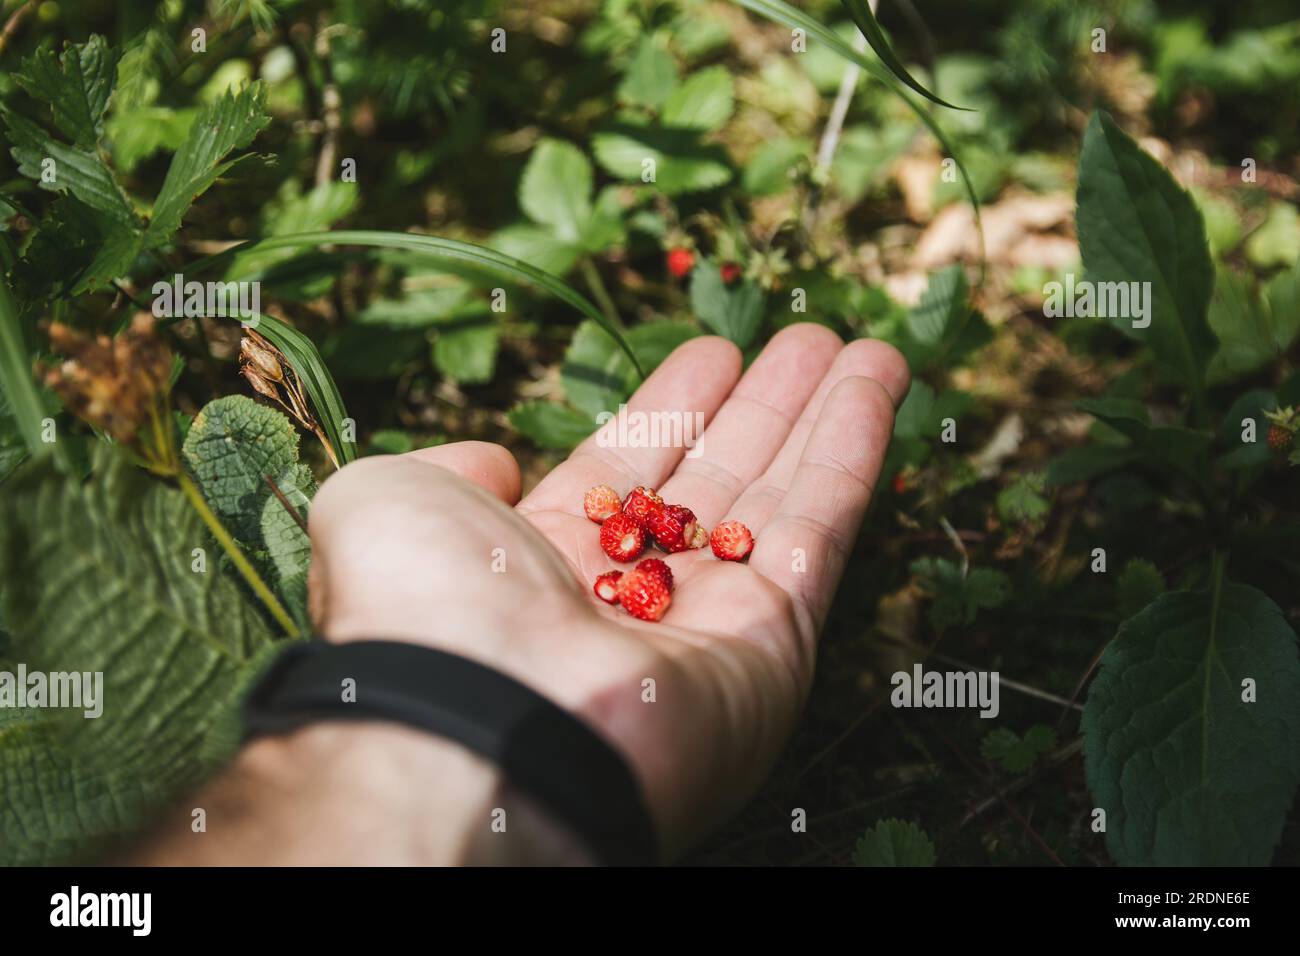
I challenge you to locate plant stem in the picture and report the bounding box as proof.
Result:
[177,472,300,638]
[580,257,622,329]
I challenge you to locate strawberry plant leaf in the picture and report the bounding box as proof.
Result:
[145,83,271,246]
[619,36,678,109]
[1117,558,1165,619]
[592,124,732,195]
[508,400,598,450]
[981,725,1057,773]
[1082,583,1300,865]
[1076,112,1217,397]
[432,315,499,384]
[661,66,734,132]
[13,36,118,148]
[519,139,594,244]
[0,448,281,863]
[689,261,764,347]
[490,223,582,276]
[852,818,936,866]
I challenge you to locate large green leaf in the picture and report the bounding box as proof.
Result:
[145,83,271,246]
[0,450,281,864]
[1082,583,1300,865]
[838,0,962,110]
[619,36,678,108]
[13,35,118,148]
[1076,112,1217,396]
[3,110,137,226]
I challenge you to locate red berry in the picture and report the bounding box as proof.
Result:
[599,512,647,562]
[720,261,741,284]
[617,566,673,622]
[646,503,700,553]
[634,557,674,592]
[622,485,665,527]
[891,472,908,495]
[710,520,754,561]
[584,484,623,522]
[593,570,623,604]
[666,247,695,279]
[1268,424,1292,452]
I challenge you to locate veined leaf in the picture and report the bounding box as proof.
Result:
[0,274,63,466]
[661,66,734,132]
[852,819,936,866]
[3,109,136,225]
[188,230,646,379]
[508,401,598,450]
[838,0,963,110]
[13,35,118,148]
[1082,583,1300,865]
[520,139,593,244]
[145,83,271,246]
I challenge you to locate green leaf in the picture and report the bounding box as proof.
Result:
[619,36,678,109]
[1082,583,1300,865]
[13,35,119,148]
[592,125,732,195]
[742,136,809,196]
[900,265,989,370]
[852,819,936,866]
[1117,558,1165,619]
[838,0,964,110]
[996,471,1050,525]
[227,180,361,280]
[433,318,499,384]
[561,319,700,419]
[182,396,308,546]
[910,557,1010,631]
[981,725,1057,773]
[1207,267,1300,383]
[259,462,315,629]
[0,274,57,464]
[519,139,594,244]
[1046,444,1141,486]
[689,262,764,347]
[145,83,271,246]
[0,449,280,863]
[1076,112,1217,395]
[2,109,136,225]
[508,401,597,450]
[661,66,734,132]
[190,230,643,379]
[490,223,581,277]
[107,106,197,173]
[1245,203,1300,270]
[1075,396,1212,480]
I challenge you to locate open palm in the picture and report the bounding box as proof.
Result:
[308,324,908,857]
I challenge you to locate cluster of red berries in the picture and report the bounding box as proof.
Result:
[583,484,754,622]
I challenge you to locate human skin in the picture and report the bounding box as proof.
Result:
[132,324,908,865]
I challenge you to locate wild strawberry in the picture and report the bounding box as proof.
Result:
[593,570,623,604]
[646,504,700,553]
[634,557,674,592]
[1267,424,1292,452]
[710,520,754,561]
[599,512,647,562]
[584,484,623,522]
[617,566,672,622]
[892,472,908,495]
[720,261,742,284]
[666,247,695,279]
[622,485,665,527]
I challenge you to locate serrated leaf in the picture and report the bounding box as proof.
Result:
[433,317,499,384]
[910,557,1009,631]
[742,136,808,196]
[661,67,734,131]
[1083,584,1300,865]
[1117,558,1165,619]
[508,401,597,450]
[3,109,136,226]
[145,83,271,246]
[996,471,1049,525]
[0,449,280,864]
[981,725,1057,773]
[561,319,700,419]
[852,819,936,866]
[1076,112,1217,395]
[689,262,764,347]
[182,396,305,547]
[489,223,581,276]
[519,140,593,244]
[14,36,118,148]
[592,125,732,195]
[619,36,678,109]
[901,265,989,370]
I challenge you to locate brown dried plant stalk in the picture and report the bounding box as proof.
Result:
[240,327,340,469]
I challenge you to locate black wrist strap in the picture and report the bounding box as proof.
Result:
[242,640,658,866]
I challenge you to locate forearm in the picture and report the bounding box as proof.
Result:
[125,723,595,866]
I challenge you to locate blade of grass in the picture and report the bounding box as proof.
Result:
[0,272,67,467]
[188,230,646,379]
[839,0,965,110]
[733,0,985,272]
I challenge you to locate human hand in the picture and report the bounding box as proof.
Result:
[307,323,909,857]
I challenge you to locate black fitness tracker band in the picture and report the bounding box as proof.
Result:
[242,639,659,866]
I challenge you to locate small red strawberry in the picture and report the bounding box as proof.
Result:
[617,566,673,622]
[720,261,741,284]
[646,503,700,553]
[1268,424,1292,452]
[600,512,647,562]
[710,520,754,561]
[892,472,908,495]
[593,570,623,604]
[666,247,695,279]
[622,485,665,527]
[634,557,674,592]
[584,484,623,522]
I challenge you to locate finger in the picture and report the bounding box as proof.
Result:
[747,375,896,640]
[517,335,742,517]
[655,324,842,525]
[404,440,522,505]
[726,338,908,534]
